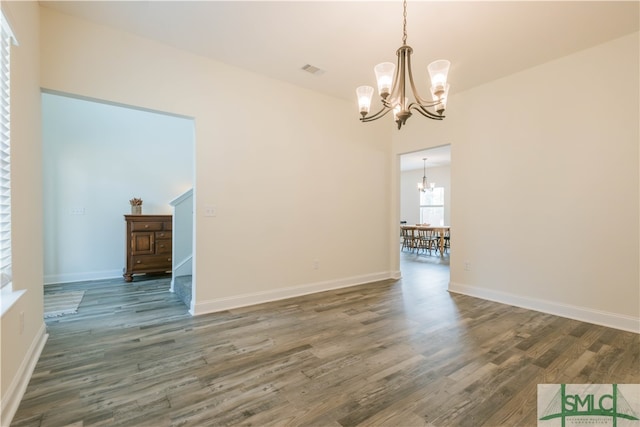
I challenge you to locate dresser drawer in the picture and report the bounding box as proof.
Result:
[131,221,163,232]
[156,239,172,254]
[155,231,172,239]
[131,255,172,271]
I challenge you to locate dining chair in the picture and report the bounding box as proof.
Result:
[416,228,439,255]
[443,229,450,253]
[400,227,417,252]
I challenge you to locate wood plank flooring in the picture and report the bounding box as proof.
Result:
[11,255,640,426]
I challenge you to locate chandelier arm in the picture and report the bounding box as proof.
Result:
[411,99,441,108]
[408,102,443,114]
[386,47,405,105]
[360,106,393,122]
[407,100,441,111]
[406,50,431,105]
[398,48,407,109]
[411,104,445,120]
[381,97,394,109]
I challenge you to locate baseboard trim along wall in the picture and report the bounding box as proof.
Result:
[1,323,48,427]
[44,269,122,285]
[194,271,394,316]
[448,281,640,333]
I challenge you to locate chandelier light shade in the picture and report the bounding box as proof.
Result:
[417,158,435,192]
[356,86,374,115]
[356,0,451,130]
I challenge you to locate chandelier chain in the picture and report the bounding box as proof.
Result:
[402,0,408,45]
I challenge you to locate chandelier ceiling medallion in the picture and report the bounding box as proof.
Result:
[418,158,434,192]
[356,0,451,130]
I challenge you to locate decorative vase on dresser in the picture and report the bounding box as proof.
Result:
[123,214,172,282]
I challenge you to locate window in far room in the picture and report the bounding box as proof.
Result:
[419,187,444,226]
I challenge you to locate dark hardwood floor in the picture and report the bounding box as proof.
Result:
[11,253,640,426]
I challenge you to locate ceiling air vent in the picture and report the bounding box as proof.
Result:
[301,64,325,76]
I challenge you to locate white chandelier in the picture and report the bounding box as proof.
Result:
[356,0,451,130]
[418,158,434,192]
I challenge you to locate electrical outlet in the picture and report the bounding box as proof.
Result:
[70,207,85,215]
[464,261,471,271]
[313,259,319,270]
[204,206,217,217]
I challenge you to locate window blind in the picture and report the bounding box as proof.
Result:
[0,13,13,289]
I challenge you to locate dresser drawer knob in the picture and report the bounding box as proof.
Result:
[136,260,141,264]
[144,224,149,228]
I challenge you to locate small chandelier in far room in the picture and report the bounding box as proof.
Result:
[418,158,434,192]
[356,0,451,130]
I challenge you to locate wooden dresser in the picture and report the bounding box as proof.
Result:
[123,214,172,282]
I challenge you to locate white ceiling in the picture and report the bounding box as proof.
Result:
[38,1,638,170]
[40,1,639,104]
[400,145,450,172]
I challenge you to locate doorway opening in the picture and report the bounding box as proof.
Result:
[41,91,195,311]
[398,145,451,281]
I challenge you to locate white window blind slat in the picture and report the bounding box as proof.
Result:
[0,13,13,290]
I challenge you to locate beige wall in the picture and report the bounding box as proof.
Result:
[392,32,640,330]
[0,1,45,423]
[39,7,392,312]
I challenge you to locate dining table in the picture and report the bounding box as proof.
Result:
[400,224,450,255]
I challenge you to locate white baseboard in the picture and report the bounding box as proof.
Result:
[44,269,122,285]
[390,270,402,280]
[448,281,640,333]
[1,323,48,427]
[193,271,394,316]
